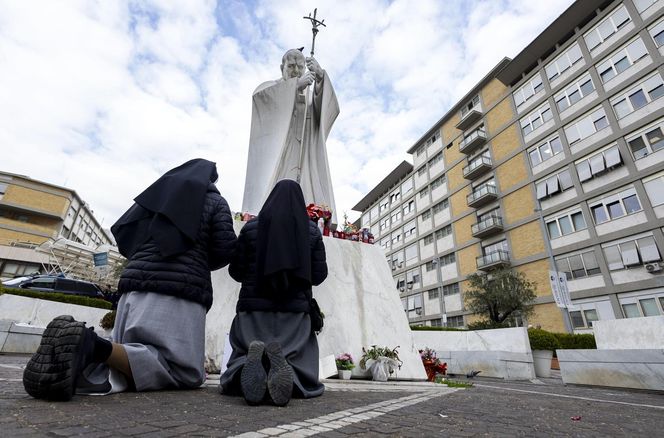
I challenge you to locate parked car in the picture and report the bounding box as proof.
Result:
[10,275,106,299]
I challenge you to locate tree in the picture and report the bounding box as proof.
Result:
[464,268,537,325]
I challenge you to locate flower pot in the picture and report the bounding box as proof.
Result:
[367,357,399,382]
[532,350,553,378]
[338,370,351,380]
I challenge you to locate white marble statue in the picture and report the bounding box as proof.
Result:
[241,48,339,223]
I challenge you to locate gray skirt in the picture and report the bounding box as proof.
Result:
[219,311,324,398]
[78,291,207,394]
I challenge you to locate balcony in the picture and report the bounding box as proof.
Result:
[456,108,483,131]
[476,250,511,271]
[458,128,487,154]
[471,216,504,239]
[467,184,498,208]
[463,155,492,180]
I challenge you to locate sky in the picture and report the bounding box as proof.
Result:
[0,0,576,228]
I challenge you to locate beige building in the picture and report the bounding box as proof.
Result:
[353,0,664,332]
[0,170,119,282]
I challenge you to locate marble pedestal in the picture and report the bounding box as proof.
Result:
[206,221,426,380]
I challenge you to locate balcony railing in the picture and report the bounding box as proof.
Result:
[467,184,498,208]
[456,108,484,131]
[471,215,504,238]
[463,155,492,179]
[476,250,510,270]
[459,129,487,154]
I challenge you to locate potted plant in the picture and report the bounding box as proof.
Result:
[359,345,403,381]
[335,353,355,380]
[419,347,447,382]
[528,329,560,378]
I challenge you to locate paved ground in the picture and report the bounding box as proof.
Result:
[1,354,663,437]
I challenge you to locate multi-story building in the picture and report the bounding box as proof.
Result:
[0,170,118,281]
[353,0,664,332]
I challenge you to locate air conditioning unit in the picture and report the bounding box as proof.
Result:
[645,263,662,273]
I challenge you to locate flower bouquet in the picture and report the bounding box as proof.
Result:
[419,347,447,382]
[306,203,332,236]
[335,353,355,380]
[360,345,402,381]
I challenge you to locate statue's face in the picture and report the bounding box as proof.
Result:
[281,52,305,80]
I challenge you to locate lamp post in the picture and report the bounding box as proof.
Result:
[535,203,573,333]
[432,257,447,327]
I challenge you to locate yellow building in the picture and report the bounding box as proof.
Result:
[353,0,664,332]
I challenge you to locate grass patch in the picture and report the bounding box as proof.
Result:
[434,376,474,388]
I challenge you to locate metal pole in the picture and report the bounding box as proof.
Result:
[535,202,573,333]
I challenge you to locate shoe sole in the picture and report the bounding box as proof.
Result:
[241,341,267,405]
[265,343,293,407]
[22,316,88,401]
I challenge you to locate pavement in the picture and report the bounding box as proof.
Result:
[1,354,663,437]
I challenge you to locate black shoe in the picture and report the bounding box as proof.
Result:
[22,316,96,401]
[265,342,293,407]
[241,340,267,405]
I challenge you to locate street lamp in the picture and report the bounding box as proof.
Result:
[431,257,447,327]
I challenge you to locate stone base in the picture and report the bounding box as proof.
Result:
[206,221,426,380]
[439,351,535,380]
[558,349,664,391]
[0,319,44,354]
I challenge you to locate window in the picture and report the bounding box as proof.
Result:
[603,235,662,270]
[634,0,659,13]
[402,200,415,216]
[423,234,434,245]
[425,260,436,271]
[536,168,574,200]
[569,309,599,328]
[640,298,659,316]
[404,244,417,261]
[576,144,622,182]
[528,136,564,167]
[420,210,432,221]
[447,315,464,328]
[426,132,439,146]
[416,145,425,157]
[439,252,456,266]
[435,225,452,239]
[546,210,586,239]
[380,216,390,231]
[513,73,544,108]
[428,152,443,166]
[461,95,480,117]
[419,187,429,199]
[380,237,390,250]
[649,17,664,47]
[643,173,664,207]
[402,178,414,195]
[564,107,609,145]
[611,72,664,119]
[583,4,631,51]
[428,289,439,299]
[622,303,640,317]
[556,250,601,280]
[430,174,446,190]
[417,166,428,176]
[403,220,416,238]
[596,37,648,84]
[379,198,389,213]
[589,187,642,224]
[389,190,400,204]
[442,283,460,296]
[545,42,583,81]
[432,199,449,214]
[391,231,402,246]
[555,74,595,112]
[390,210,402,225]
[406,269,420,287]
[0,183,6,199]
[520,103,553,136]
[626,118,664,159]
[483,240,508,257]
[370,205,379,222]
[430,318,443,327]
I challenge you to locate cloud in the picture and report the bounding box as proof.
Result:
[0,0,575,228]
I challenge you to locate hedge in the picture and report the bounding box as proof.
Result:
[410,325,467,332]
[528,328,560,351]
[553,332,596,350]
[0,285,112,310]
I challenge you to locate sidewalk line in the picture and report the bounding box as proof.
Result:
[475,384,664,410]
[228,389,458,437]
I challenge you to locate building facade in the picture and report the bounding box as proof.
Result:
[353,0,664,332]
[0,170,117,281]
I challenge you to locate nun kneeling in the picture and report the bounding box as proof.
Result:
[219,179,328,406]
[22,159,237,400]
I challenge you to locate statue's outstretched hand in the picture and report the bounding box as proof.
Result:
[306,57,324,81]
[297,71,315,91]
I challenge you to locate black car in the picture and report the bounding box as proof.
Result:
[16,275,106,299]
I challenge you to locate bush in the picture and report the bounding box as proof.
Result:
[410,325,467,331]
[0,286,111,310]
[467,319,510,330]
[100,310,116,330]
[554,332,596,350]
[528,328,560,351]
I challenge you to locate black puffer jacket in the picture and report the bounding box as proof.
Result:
[118,186,237,310]
[229,218,327,313]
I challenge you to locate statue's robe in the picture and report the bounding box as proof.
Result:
[241,73,339,223]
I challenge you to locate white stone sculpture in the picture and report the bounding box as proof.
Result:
[241,48,339,223]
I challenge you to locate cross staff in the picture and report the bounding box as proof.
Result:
[296,8,326,183]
